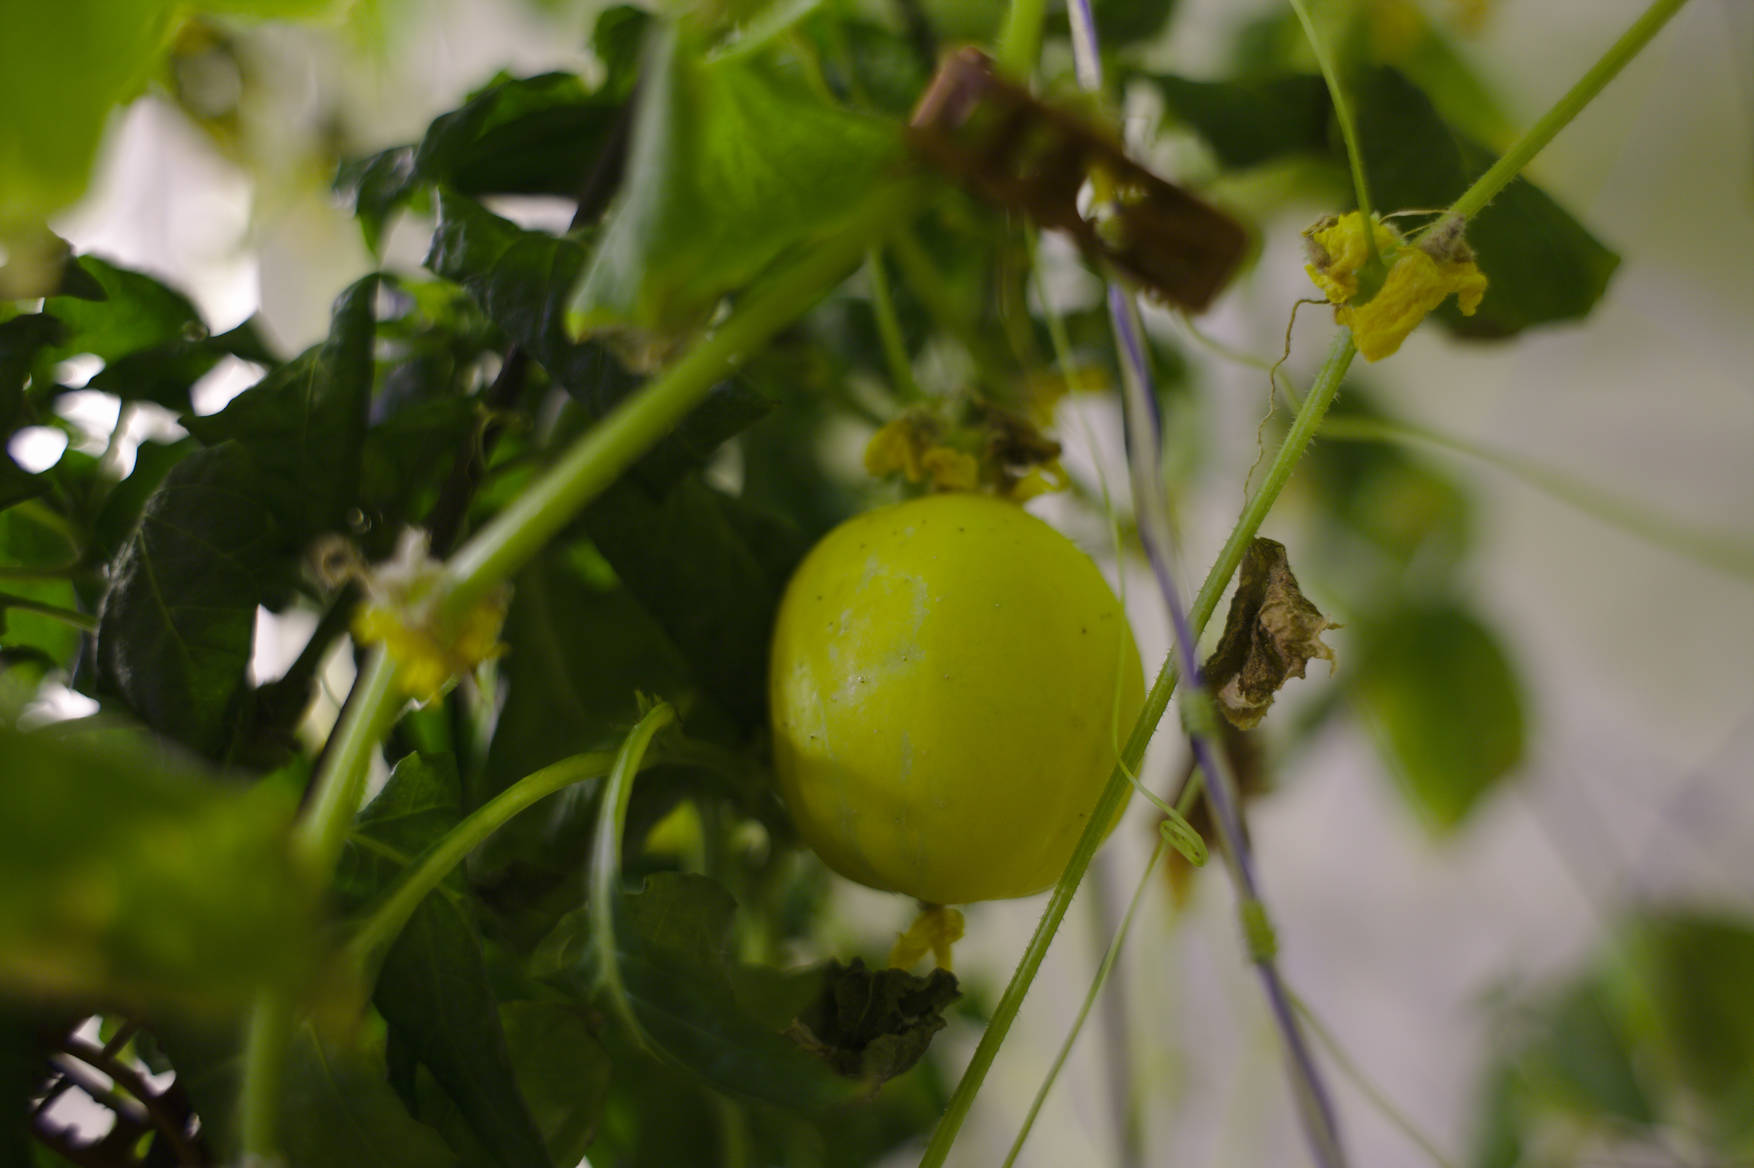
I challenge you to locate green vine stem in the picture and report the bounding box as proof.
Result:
[865,246,924,403]
[993,0,1047,77]
[1443,0,1692,226]
[918,330,1360,1168]
[588,702,677,1047]
[1287,0,1376,246]
[345,748,618,973]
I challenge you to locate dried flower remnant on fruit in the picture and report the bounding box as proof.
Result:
[785,958,960,1093]
[349,530,508,703]
[1304,211,1487,361]
[864,399,1067,501]
[1202,538,1338,730]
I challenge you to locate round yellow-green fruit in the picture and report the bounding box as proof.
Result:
[768,492,1144,905]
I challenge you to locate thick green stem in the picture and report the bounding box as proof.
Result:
[919,333,1356,1168]
[1445,0,1691,224]
[238,991,292,1162]
[993,0,1048,77]
[346,749,617,972]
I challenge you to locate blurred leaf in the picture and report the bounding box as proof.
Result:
[0,717,317,1017]
[184,276,377,538]
[497,1001,612,1168]
[0,2,177,233]
[1137,65,1617,336]
[568,23,902,336]
[787,959,959,1091]
[0,507,82,669]
[42,256,207,366]
[1147,73,1332,168]
[376,898,552,1168]
[534,871,862,1111]
[428,191,776,491]
[1,314,64,436]
[359,394,478,533]
[337,72,627,252]
[1202,538,1338,730]
[1350,68,1619,338]
[278,1027,458,1168]
[84,320,276,413]
[582,475,803,730]
[0,456,48,513]
[94,442,285,757]
[1350,601,1524,833]
[338,752,464,901]
[1044,0,1180,56]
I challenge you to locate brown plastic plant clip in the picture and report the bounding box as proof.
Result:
[907,47,1249,314]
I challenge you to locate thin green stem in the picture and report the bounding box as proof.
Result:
[0,592,95,631]
[1318,414,1754,581]
[1003,771,1204,1167]
[346,749,617,973]
[589,702,677,1047]
[919,332,1357,1168]
[1288,0,1375,252]
[865,247,924,402]
[1291,994,1458,1168]
[993,0,1048,77]
[1444,0,1691,225]
[439,185,918,622]
[291,650,403,877]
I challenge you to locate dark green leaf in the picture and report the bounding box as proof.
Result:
[787,959,959,1090]
[89,437,196,563]
[0,455,48,513]
[498,1001,612,1168]
[0,314,64,436]
[0,506,82,669]
[1350,68,1619,337]
[534,871,863,1111]
[183,276,377,538]
[1350,601,1525,833]
[279,1027,458,1168]
[94,442,286,757]
[0,717,318,1017]
[427,191,774,490]
[581,475,804,729]
[83,320,276,413]
[1147,73,1332,168]
[568,24,903,336]
[375,898,553,1168]
[338,752,464,902]
[42,257,206,365]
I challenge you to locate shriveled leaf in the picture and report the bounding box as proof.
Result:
[0,717,318,1018]
[1350,601,1524,833]
[1203,538,1337,730]
[786,958,959,1091]
[568,23,902,337]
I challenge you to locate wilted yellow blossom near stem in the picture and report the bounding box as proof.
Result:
[1304,211,1488,362]
[349,530,508,703]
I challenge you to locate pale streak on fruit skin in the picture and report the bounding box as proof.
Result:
[769,492,1145,905]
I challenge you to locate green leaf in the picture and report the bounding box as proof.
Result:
[534,871,862,1112]
[427,191,775,491]
[83,320,276,413]
[184,276,377,538]
[568,23,903,336]
[42,256,208,366]
[338,752,465,902]
[1349,68,1619,337]
[375,898,553,1168]
[581,475,804,729]
[496,1000,612,1168]
[1147,73,1333,169]
[1350,601,1525,833]
[336,72,626,251]
[94,442,286,757]
[0,456,48,514]
[0,507,82,670]
[0,1,178,234]
[278,1027,458,1168]
[0,314,64,437]
[0,717,318,1017]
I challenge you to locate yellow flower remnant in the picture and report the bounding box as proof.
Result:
[1304,211,1488,362]
[889,905,965,972]
[864,401,1067,501]
[349,530,508,703]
